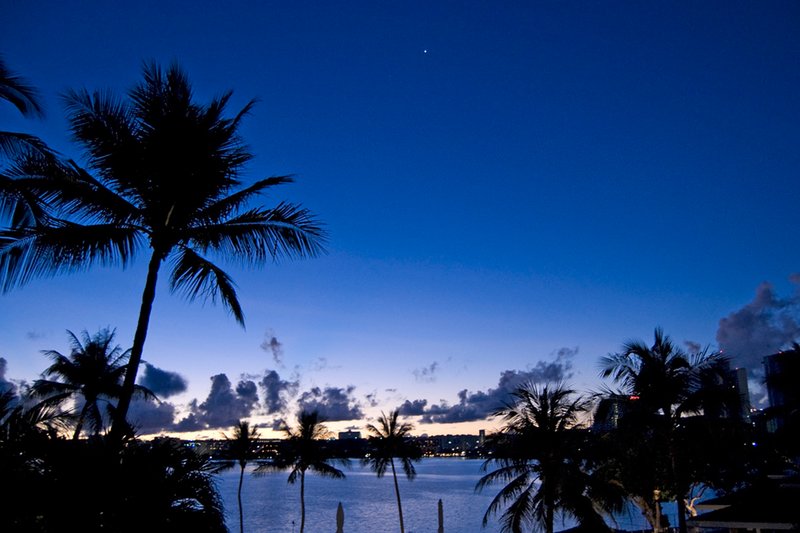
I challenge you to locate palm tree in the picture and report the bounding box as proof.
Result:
[31,328,154,439]
[0,62,326,436]
[221,419,260,533]
[255,410,348,533]
[476,382,622,533]
[598,327,732,533]
[362,409,422,533]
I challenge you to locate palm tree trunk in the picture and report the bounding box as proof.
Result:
[300,471,306,533]
[390,458,405,533]
[666,411,688,533]
[73,405,88,440]
[111,249,162,438]
[238,464,245,533]
[544,473,554,533]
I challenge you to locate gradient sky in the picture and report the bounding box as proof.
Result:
[2,1,799,438]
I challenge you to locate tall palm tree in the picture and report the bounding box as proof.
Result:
[598,327,732,533]
[0,62,326,436]
[476,382,622,533]
[362,409,422,533]
[31,328,154,439]
[255,410,348,533]
[221,419,260,533]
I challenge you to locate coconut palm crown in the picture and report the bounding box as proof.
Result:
[0,62,327,433]
[31,328,155,439]
[477,382,622,533]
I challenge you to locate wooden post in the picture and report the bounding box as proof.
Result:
[336,502,344,533]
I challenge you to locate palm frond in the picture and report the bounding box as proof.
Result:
[194,175,295,223]
[186,203,327,264]
[61,86,138,183]
[0,131,59,160]
[308,460,349,478]
[6,154,142,224]
[0,55,45,118]
[0,221,142,292]
[168,246,244,325]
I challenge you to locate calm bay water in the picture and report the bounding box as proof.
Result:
[215,458,653,533]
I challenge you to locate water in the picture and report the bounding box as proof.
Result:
[215,458,653,533]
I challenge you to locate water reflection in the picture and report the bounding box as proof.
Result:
[215,457,651,533]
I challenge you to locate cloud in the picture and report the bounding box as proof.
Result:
[397,399,428,416]
[137,364,188,399]
[412,362,439,383]
[298,386,364,421]
[312,357,338,371]
[261,329,284,366]
[26,330,46,341]
[364,391,379,408]
[0,358,15,395]
[259,370,299,414]
[127,399,178,435]
[413,349,575,424]
[684,341,703,354]
[716,278,800,369]
[130,369,301,434]
[174,374,259,431]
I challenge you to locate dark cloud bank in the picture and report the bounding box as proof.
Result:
[298,386,364,421]
[129,368,302,435]
[138,364,187,398]
[128,350,575,433]
[128,366,368,434]
[716,275,800,370]
[399,348,576,424]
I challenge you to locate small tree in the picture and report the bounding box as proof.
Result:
[477,382,622,533]
[599,327,734,533]
[221,420,259,533]
[255,410,348,533]
[362,409,422,533]
[31,328,154,439]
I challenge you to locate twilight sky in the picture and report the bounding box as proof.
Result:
[2,1,799,438]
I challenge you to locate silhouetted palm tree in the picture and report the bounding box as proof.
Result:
[362,409,422,533]
[0,62,327,436]
[599,327,731,533]
[255,410,348,533]
[477,382,622,533]
[31,328,154,439]
[221,419,260,533]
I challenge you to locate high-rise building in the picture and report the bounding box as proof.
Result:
[763,349,800,433]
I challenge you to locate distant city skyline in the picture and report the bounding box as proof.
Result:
[2,1,799,439]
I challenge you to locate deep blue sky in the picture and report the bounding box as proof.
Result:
[2,1,799,437]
